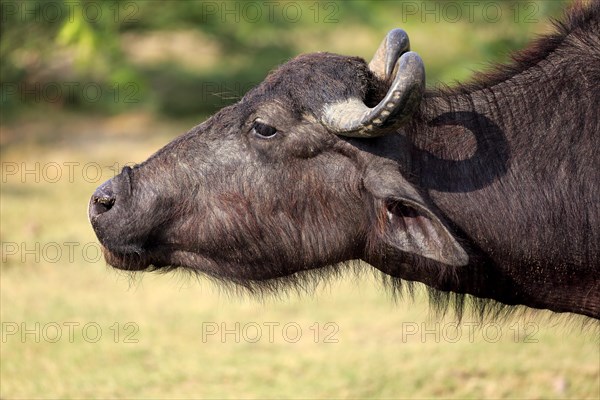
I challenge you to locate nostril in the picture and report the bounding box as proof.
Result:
[90,180,116,217]
[93,194,115,213]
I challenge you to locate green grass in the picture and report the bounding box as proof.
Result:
[1,111,598,399]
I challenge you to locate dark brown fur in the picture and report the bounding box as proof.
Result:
[89,3,600,320]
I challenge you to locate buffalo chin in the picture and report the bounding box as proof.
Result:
[102,246,154,271]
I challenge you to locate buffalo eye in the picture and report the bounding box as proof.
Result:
[251,120,278,139]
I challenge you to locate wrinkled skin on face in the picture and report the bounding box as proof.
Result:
[89,53,466,286]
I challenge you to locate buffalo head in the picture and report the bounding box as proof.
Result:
[89,30,468,287]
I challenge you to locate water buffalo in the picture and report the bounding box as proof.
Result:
[89,4,599,319]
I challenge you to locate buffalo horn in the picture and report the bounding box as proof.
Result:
[321,30,425,138]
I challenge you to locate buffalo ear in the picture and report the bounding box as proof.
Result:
[364,167,468,266]
[378,197,468,266]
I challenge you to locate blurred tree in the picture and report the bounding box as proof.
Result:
[0,0,569,118]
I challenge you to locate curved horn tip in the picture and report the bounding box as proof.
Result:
[397,51,426,86]
[368,28,411,80]
[385,29,410,53]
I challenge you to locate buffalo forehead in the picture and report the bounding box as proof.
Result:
[243,52,373,117]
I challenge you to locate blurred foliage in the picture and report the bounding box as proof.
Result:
[1,0,569,118]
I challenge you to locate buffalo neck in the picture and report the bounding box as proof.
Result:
[390,43,600,318]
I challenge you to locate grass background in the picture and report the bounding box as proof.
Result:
[1,1,599,398]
